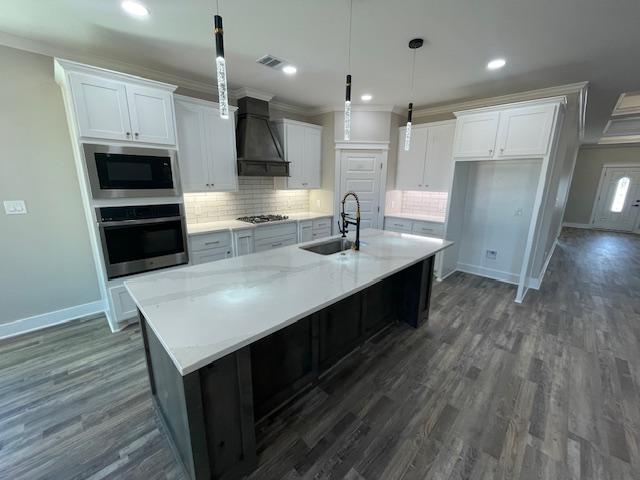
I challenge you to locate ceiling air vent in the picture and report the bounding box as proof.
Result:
[256,54,286,69]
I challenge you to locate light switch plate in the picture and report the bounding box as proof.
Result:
[4,200,27,215]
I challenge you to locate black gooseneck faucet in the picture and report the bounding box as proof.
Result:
[339,191,361,251]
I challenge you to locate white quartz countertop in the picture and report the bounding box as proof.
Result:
[385,213,446,224]
[125,228,452,376]
[186,212,333,235]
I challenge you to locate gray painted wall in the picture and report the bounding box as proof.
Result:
[0,45,100,324]
[564,145,640,224]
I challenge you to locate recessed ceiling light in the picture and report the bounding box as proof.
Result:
[121,1,149,17]
[282,65,297,75]
[487,58,506,70]
[361,94,373,102]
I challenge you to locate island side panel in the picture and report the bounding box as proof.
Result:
[139,313,211,480]
[397,256,435,327]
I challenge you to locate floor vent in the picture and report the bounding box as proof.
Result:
[256,54,286,69]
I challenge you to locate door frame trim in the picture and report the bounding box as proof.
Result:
[589,163,640,230]
[334,142,390,230]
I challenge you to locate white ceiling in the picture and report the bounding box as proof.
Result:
[2,0,640,143]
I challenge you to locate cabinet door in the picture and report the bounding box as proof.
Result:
[396,126,428,190]
[234,230,254,256]
[299,221,313,243]
[109,285,138,321]
[285,124,306,189]
[175,100,210,192]
[191,248,231,265]
[204,108,238,191]
[69,73,132,141]
[496,105,556,158]
[452,112,500,159]
[126,84,176,145]
[303,127,322,188]
[424,122,455,191]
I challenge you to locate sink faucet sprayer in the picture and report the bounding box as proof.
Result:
[339,192,361,251]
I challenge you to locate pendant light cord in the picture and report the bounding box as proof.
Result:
[347,0,353,71]
[216,0,220,15]
[410,49,416,95]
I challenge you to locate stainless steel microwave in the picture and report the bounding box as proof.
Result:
[83,144,180,199]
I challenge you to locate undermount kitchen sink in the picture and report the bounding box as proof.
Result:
[300,238,355,255]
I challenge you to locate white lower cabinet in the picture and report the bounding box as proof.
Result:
[299,221,313,243]
[384,216,445,237]
[384,217,413,233]
[254,222,297,253]
[109,285,137,322]
[191,249,232,264]
[311,217,332,240]
[234,229,255,256]
[189,231,232,265]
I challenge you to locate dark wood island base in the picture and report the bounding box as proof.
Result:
[139,256,435,480]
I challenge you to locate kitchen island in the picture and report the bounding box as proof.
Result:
[125,229,452,480]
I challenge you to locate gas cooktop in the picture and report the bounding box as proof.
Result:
[237,214,290,224]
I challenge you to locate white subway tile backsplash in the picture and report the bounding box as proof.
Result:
[184,177,310,223]
[385,190,448,218]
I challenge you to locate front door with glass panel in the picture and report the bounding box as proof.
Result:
[592,166,640,231]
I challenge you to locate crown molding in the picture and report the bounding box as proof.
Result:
[232,87,274,102]
[309,104,404,116]
[413,81,589,119]
[0,31,220,95]
[597,135,640,145]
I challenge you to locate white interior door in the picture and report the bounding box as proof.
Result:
[593,166,640,231]
[339,150,382,229]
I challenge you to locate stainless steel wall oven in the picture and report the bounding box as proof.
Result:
[97,204,188,279]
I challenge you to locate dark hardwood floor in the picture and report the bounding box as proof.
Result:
[1,228,638,480]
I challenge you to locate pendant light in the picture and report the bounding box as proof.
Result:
[214,0,229,119]
[404,38,423,151]
[344,0,353,141]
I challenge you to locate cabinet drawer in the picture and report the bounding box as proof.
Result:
[189,231,232,252]
[384,218,413,233]
[191,248,231,265]
[312,217,332,231]
[312,228,331,240]
[254,222,297,241]
[254,235,297,252]
[411,221,444,237]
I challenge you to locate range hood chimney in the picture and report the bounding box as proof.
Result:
[235,97,289,177]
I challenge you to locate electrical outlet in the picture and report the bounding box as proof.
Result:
[486,249,497,260]
[4,200,27,215]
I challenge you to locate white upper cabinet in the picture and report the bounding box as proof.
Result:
[452,112,500,159]
[69,73,132,141]
[274,120,322,190]
[396,121,455,192]
[453,100,561,161]
[424,122,456,191]
[62,61,177,145]
[174,95,238,192]
[125,84,176,145]
[495,105,557,158]
[396,126,429,190]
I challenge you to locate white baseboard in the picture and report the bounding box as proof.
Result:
[0,300,105,340]
[562,222,592,229]
[456,262,520,285]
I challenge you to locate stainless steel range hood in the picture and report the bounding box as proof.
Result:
[236,97,289,177]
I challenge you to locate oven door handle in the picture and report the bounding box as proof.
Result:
[98,216,184,227]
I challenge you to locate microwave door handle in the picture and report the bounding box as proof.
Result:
[98,216,184,227]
